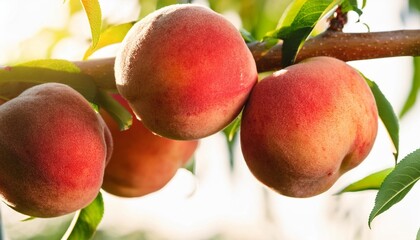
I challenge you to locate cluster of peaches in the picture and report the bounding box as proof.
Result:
[0,4,378,218]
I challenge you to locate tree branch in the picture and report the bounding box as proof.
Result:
[74,29,420,88]
[251,29,420,72]
[74,57,117,90]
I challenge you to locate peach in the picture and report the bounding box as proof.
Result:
[0,83,113,217]
[101,94,198,197]
[240,57,378,198]
[115,4,258,140]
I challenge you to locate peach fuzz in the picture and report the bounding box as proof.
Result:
[0,83,112,217]
[240,57,378,198]
[115,4,258,140]
[101,94,198,197]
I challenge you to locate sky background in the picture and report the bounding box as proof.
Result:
[0,0,419,239]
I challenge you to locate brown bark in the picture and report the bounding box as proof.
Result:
[251,30,420,72]
[4,30,418,90]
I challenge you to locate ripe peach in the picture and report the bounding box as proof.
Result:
[101,94,198,197]
[240,57,378,198]
[0,83,113,217]
[115,4,258,140]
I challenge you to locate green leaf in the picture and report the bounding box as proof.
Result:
[409,0,420,12]
[341,0,363,16]
[363,75,399,162]
[183,156,196,175]
[96,90,132,131]
[209,0,291,40]
[69,0,84,15]
[81,0,102,48]
[400,57,420,118]
[268,0,341,66]
[17,59,81,73]
[238,0,267,40]
[222,114,242,170]
[417,227,420,240]
[223,113,242,143]
[21,216,36,222]
[368,148,420,228]
[83,22,135,60]
[0,59,97,102]
[240,28,257,43]
[336,168,394,194]
[62,192,104,240]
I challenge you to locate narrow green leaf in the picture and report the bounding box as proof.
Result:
[409,0,420,12]
[16,59,81,73]
[240,28,257,43]
[268,0,341,66]
[238,0,267,40]
[80,0,102,48]
[344,0,357,7]
[62,192,104,240]
[210,0,292,40]
[363,75,399,162]
[223,113,242,142]
[183,156,196,175]
[341,0,363,16]
[336,168,394,194]
[274,0,307,33]
[84,22,135,60]
[222,114,242,170]
[69,0,83,15]
[368,148,420,227]
[21,216,36,222]
[0,60,97,102]
[400,57,420,118]
[417,227,420,240]
[90,102,100,113]
[96,90,132,131]
[261,37,280,50]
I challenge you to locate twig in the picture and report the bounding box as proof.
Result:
[327,6,348,32]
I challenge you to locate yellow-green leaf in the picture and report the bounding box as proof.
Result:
[417,227,420,240]
[0,59,97,102]
[336,168,394,194]
[183,156,196,175]
[17,59,81,73]
[222,114,242,170]
[83,22,135,60]
[81,0,102,48]
[62,192,104,240]
[96,90,132,131]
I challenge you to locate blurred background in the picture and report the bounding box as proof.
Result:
[0,0,419,239]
